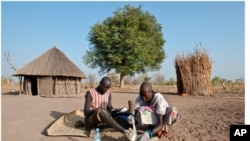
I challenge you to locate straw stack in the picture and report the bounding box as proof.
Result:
[175,48,213,96]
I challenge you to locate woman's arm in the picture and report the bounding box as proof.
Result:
[135,96,142,110]
[151,115,164,135]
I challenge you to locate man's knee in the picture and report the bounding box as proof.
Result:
[96,108,111,121]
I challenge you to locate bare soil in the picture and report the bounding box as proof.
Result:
[1,85,244,141]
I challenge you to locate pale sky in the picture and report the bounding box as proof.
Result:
[1,1,245,82]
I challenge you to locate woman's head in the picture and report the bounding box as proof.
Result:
[139,81,153,102]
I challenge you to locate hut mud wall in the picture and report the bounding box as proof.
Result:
[23,77,32,95]
[23,76,38,96]
[23,76,82,97]
[39,77,54,97]
[53,77,82,96]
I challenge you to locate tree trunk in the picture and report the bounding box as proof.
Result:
[120,74,125,88]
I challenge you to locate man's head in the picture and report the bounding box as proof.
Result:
[139,81,153,102]
[98,76,111,94]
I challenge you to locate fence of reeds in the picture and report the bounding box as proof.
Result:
[175,48,213,96]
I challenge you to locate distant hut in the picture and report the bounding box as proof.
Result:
[174,48,213,96]
[12,46,87,97]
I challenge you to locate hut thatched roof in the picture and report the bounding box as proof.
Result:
[13,46,87,78]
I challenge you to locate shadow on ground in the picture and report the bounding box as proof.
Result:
[1,91,20,95]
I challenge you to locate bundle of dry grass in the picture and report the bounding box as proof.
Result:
[175,48,213,96]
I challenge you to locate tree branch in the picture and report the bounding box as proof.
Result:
[4,52,17,71]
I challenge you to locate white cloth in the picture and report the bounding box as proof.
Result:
[135,93,169,115]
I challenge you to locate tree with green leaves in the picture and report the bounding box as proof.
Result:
[83,5,166,88]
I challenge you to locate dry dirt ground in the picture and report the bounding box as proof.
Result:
[1,86,244,141]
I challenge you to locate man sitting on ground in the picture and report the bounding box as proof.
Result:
[83,76,136,140]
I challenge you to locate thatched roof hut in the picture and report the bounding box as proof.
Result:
[13,46,87,97]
